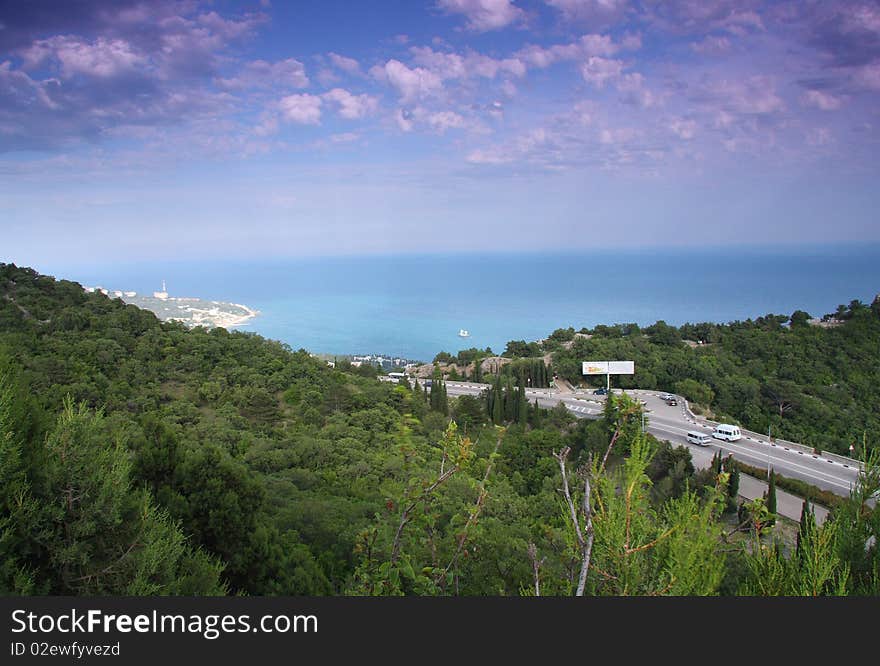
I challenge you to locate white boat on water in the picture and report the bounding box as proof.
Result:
[458,329,470,337]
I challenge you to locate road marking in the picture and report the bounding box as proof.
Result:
[647,423,854,491]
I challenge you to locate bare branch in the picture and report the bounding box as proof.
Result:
[527,542,544,597]
[599,429,620,475]
[390,465,458,566]
[554,447,594,596]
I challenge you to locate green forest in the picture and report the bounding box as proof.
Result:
[1,263,878,596]
[524,301,880,457]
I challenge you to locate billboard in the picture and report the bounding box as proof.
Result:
[608,361,634,375]
[582,361,634,375]
[582,361,609,375]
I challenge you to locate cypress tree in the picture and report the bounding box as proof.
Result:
[766,472,777,526]
[712,450,723,475]
[516,378,528,424]
[492,376,504,424]
[728,464,740,502]
[796,500,814,557]
[504,377,515,422]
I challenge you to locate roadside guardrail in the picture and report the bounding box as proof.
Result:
[671,393,865,472]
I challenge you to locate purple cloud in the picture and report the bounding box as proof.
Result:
[0,1,265,151]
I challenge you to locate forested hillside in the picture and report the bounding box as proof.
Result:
[532,301,880,456]
[1,263,878,596]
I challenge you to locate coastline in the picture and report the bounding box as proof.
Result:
[83,284,260,330]
[221,303,260,328]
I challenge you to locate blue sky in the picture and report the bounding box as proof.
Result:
[2,0,880,267]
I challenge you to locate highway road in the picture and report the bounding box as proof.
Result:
[439,381,862,499]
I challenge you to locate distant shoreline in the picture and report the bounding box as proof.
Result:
[222,303,260,328]
[83,285,259,330]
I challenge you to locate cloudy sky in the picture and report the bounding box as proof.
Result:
[2,0,879,266]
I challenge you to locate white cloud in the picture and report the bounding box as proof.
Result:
[253,115,279,136]
[217,58,309,90]
[711,77,784,115]
[580,56,623,87]
[690,36,731,55]
[544,0,629,26]
[22,36,146,78]
[616,72,661,107]
[278,93,322,124]
[328,53,361,75]
[370,59,444,102]
[668,117,697,140]
[330,132,360,143]
[599,127,636,144]
[466,148,512,164]
[426,110,466,132]
[801,89,844,111]
[853,62,880,91]
[437,0,525,32]
[516,33,619,69]
[322,88,379,119]
[409,46,525,80]
[806,127,832,146]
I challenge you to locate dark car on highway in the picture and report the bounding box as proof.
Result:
[666,397,678,406]
[593,388,608,395]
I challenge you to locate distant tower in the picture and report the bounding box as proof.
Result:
[153,280,169,300]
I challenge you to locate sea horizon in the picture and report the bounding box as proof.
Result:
[18,242,880,363]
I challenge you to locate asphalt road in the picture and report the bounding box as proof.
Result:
[441,381,861,500]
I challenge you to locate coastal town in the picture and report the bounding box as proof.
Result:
[83,281,258,329]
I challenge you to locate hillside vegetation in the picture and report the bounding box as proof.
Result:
[529,302,880,456]
[1,263,878,596]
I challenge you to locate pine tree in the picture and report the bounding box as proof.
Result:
[41,400,226,594]
[0,374,39,594]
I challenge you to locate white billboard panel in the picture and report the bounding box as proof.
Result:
[582,361,634,375]
[608,361,635,375]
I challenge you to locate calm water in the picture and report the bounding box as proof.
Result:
[55,245,880,362]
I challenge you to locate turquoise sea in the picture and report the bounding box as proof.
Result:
[52,245,880,362]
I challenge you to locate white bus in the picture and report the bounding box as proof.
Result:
[686,431,712,446]
[712,424,742,442]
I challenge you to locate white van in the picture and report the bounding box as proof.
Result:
[712,424,742,442]
[686,431,712,446]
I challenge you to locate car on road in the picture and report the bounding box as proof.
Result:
[712,424,742,442]
[686,431,712,446]
[592,388,608,395]
[665,397,678,406]
[659,393,674,401]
